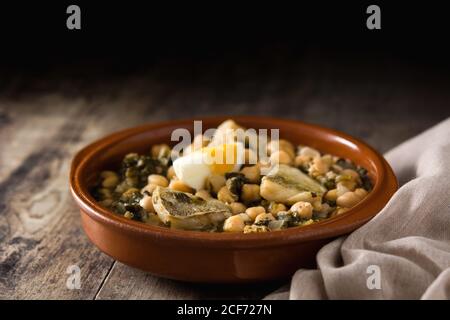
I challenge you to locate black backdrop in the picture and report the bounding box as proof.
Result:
[1,1,449,68]
[0,1,449,117]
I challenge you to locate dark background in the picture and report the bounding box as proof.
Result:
[1,1,448,149]
[1,1,449,151]
[1,2,450,74]
[0,1,449,150]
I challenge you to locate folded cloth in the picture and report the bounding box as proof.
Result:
[265,118,450,300]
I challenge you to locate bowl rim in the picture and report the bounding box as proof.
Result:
[70,116,398,248]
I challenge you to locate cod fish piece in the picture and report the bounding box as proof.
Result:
[152,187,231,231]
[260,164,326,205]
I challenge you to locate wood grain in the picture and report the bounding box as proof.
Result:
[95,262,282,300]
[0,56,448,299]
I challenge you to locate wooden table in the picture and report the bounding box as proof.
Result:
[0,55,448,299]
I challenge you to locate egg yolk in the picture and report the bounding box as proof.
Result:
[202,143,240,175]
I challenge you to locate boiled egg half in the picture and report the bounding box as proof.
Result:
[173,142,245,190]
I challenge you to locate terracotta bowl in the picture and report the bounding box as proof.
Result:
[70,116,397,283]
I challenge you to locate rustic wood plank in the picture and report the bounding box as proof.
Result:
[0,98,111,299]
[0,92,161,299]
[95,262,282,300]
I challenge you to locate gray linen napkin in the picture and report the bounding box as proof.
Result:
[265,118,450,300]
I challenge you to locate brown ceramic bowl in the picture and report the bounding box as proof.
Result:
[70,116,397,283]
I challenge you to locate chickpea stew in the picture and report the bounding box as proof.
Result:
[92,120,372,233]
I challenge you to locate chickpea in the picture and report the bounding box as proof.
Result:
[223,214,246,232]
[341,169,360,181]
[337,168,361,183]
[270,150,293,165]
[147,174,169,187]
[291,201,313,219]
[229,202,247,215]
[318,203,332,215]
[245,206,265,220]
[141,183,158,195]
[336,182,351,197]
[294,155,311,167]
[308,157,330,176]
[98,188,113,199]
[240,165,260,184]
[237,213,252,223]
[167,166,176,180]
[336,207,350,215]
[218,119,242,131]
[195,190,212,200]
[139,195,155,213]
[206,174,226,194]
[102,175,119,188]
[355,188,368,198]
[280,139,296,157]
[243,225,269,233]
[169,179,194,193]
[326,171,337,180]
[114,182,129,194]
[338,180,357,191]
[299,146,320,159]
[151,144,171,158]
[321,154,334,166]
[267,139,295,158]
[254,213,275,225]
[241,184,261,203]
[325,189,338,201]
[268,202,287,217]
[332,164,344,173]
[210,120,242,146]
[337,188,367,208]
[217,186,238,203]
[100,171,118,179]
[312,200,322,211]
